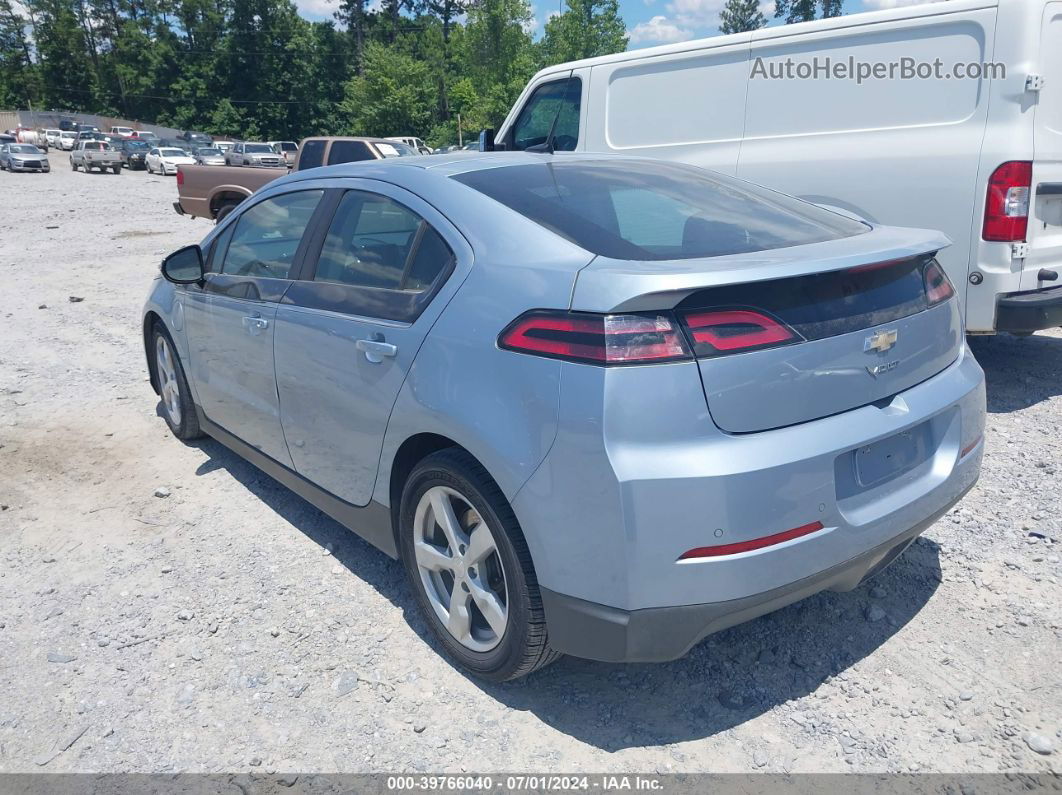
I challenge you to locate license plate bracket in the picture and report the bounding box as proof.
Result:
[855,424,929,488]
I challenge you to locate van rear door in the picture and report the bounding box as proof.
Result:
[1024,1,1062,290]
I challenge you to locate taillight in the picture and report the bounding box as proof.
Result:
[923,259,954,305]
[176,168,184,186]
[982,161,1031,242]
[498,310,691,365]
[680,308,800,358]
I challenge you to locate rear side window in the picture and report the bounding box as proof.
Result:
[453,160,868,260]
[510,77,581,152]
[314,191,451,291]
[299,140,325,169]
[221,190,323,279]
[327,140,373,165]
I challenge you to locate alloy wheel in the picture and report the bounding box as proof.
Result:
[413,486,509,652]
[155,335,182,426]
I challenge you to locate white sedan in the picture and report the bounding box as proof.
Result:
[146,147,195,176]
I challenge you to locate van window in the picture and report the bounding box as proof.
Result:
[510,77,581,152]
[453,159,867,260]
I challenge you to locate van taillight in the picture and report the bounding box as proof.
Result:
[923,259,954,305]
[680,309,800,358]
[982,161,1031,242]
[498,311,691,365]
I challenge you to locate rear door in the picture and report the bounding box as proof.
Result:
[1025,1,1062,289]
[273,180,471,505]
[183,188,324,466]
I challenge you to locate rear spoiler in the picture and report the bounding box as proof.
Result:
[571,225,952,313]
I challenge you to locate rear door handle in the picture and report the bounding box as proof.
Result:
[356,338,398,363]
[242,316,269,334]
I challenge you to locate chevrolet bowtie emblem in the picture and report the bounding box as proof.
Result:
[864,328,898,354]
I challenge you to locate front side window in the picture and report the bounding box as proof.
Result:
[454,160,868,260]
[510,77,581,152]
[221,190,324,279]
[314,191,451,292]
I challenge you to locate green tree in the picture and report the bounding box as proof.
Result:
[339,41,436,137]
[540,0,627,65]
[774,0,842,24]
[719,0,766,34]
[461,0,538,127]
[0,0,39,107]
[28,0,99,109]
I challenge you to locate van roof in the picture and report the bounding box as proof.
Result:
[525,0,996,76]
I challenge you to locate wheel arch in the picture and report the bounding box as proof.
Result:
[387,433,512,553]
[144,311,165,394]
[208,188,250,218]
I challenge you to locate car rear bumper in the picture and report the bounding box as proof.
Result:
[514,344,985,659]
[995,285,1062,333]
[540,487,967,662]
[172,201,185,216]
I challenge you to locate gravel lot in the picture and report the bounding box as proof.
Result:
[0,163,1059,776]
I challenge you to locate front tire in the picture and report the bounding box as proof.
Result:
[152,326,203,441]
[398,449,558,681]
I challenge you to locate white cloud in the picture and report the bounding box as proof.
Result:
[662,0,773,29]
[863,0,943,8]
[627,15,695,44]
[294,0,338,16]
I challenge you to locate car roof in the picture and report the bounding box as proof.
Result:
[284,151,673,183]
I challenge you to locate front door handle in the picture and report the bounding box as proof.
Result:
[242,316,269,335]
[356,337,398,363]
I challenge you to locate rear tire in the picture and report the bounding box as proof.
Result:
[152,325,203,441]
[398,448,559,681]
[214,202,238,224]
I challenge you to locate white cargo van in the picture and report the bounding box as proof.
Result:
[490,0,1061,334]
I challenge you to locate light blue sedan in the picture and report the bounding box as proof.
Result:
[143,153,985,680]
[0,143,49,172]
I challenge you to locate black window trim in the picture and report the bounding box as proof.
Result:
[281,187,457,324]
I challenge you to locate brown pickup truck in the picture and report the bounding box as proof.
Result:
[173,136,421,221]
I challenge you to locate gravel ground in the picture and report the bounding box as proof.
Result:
[0,163,1059,775]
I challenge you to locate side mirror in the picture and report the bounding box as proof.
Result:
[161,245,205,284]
[478,129,495,152]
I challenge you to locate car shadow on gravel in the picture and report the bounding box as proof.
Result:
[182,419,943,753]
[968,332,1062,413]
[482,537,943,751]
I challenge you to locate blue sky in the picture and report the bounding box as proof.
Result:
[294,0,938,50]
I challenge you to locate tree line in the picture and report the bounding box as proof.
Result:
[0,0,627,146]
[0,0,842,147]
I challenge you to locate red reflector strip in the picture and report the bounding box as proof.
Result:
[678,521,825,560]
[960,435,982,458]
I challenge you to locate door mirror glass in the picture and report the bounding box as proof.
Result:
[161,245,205,284]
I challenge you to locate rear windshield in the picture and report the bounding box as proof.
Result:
[453,160,868,260]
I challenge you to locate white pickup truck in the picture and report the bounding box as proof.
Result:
[70,140,122,174]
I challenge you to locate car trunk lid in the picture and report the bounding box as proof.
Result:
[571,226,961,433]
